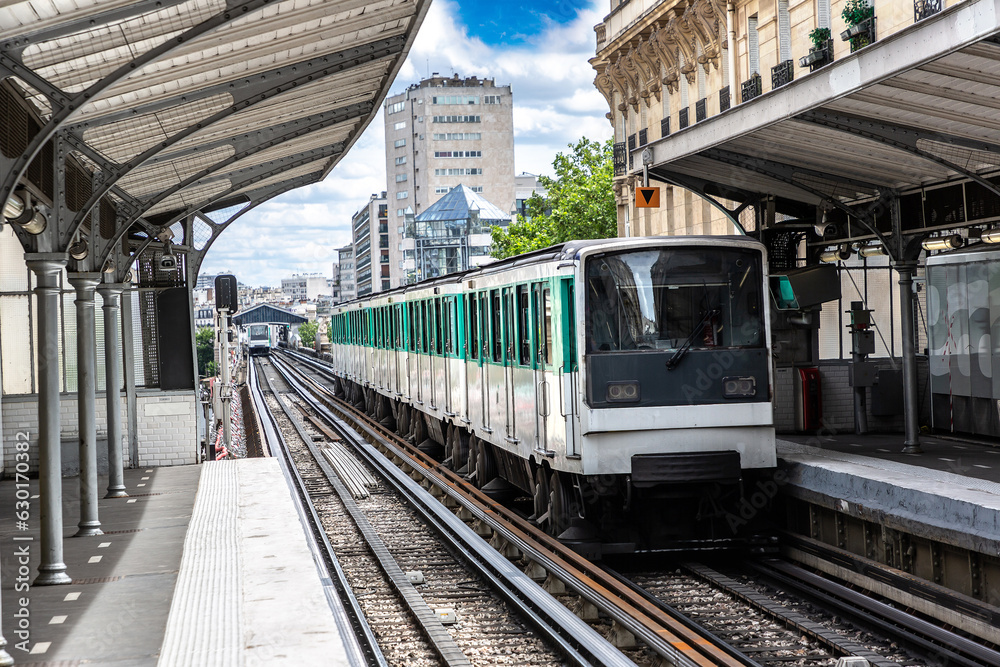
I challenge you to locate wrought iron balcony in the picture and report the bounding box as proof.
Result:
[841,16,876,52]
[613,141,627,176]
[799,40,833,72]
[771,60,794,89]
[914,0,940,22]
[695,98,707,122]
[660,116,670,138]
[679,107,689,129]
[638,128,647,146]
[741,74,762,103]
[719,86,731,112]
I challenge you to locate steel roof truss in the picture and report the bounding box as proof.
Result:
[127,101,370,221]
[0,0,276,213]
[69,35,403,253]
[800,108,1000,201]
[3,0,192,59]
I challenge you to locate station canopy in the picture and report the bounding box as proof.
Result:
[0,0,431,261]
[644,0,1000,236]
[233,303,307,326]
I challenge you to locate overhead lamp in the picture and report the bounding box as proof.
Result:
[858,242,887,258]
[19,210,47,235]
[819,245,852,263]
[69,239,88,261]
[981,228,1000,244]
[3,192,25,220]
[921,234,963,252]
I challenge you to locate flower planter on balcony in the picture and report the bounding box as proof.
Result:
[841,16,876,52]
[798,39,833,71]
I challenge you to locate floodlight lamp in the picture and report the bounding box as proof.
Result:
[921,235,963,252]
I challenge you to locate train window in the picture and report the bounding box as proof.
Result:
[542,287,552,365]
[491,290,502,363]
[407,303,414,351]
[421,301,429,354]
[434,298,443,355]
[442,299,452,355]
[503,288,515,365]
[468,294,479,361]
[517,285,531,366]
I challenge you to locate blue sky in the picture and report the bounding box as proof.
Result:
[201,0,611,287]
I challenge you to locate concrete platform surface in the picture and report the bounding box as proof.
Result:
[778,438,1000,555]
[158,458,350,667]
[0,458,352,666]
[0,464,200,666]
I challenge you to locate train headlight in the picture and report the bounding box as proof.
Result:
[606,381,640,403]
[723,376,756,398]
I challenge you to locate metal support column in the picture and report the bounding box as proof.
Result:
[68,272,103,537]
[220,308,232,450]
[98,282,129,497]
[897,263,923,453]
[26,254,72,586]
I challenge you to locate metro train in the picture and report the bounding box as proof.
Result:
[246,323,288,356]
[327,236,777,552]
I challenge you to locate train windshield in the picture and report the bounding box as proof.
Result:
[585,247,764,353]
[249,325,268,339]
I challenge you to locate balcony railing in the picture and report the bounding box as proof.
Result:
[741,73,762,102]
[799,40,833,72]
[660,116,670,138]
[695,98,707,122]
[914,0,941,21]
[771,60,794,89]
[679,107,689,129]
[719,86,731,113]
[638,128,647,146]
[613,141,627,176]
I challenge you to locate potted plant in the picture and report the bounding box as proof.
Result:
[799,27,833,68]
[840,0,875,42]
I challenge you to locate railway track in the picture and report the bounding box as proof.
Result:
[260,349,1000,667]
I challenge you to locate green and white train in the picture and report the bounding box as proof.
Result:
[329,236,777,552]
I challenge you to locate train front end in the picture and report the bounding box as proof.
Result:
[575,237,776,549]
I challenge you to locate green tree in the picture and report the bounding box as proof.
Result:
[196,327,215,376]
[491,137,617,259]
[299,320,318,347]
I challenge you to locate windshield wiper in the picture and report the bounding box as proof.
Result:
[666,308,719,371]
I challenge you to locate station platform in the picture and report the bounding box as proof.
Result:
[0,458,349,666]
[776,433,1000,554]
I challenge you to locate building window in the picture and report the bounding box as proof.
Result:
[394,138,406,148]
[397,208,405,216]
[434,168,482,176]
[748,15,760,75]
[387,101,405,114]
[396,191,408,199]
[395,156,407,165]
[395,173,408,182]
[435,186,450,194]
[484,95,501,104]
[394,121,406,130]
[778,0,791,62]
[432,115,481,123]
[417,115,423,122]
[432,95,479,104]
[432,132,482,140]
[433,150,482,158]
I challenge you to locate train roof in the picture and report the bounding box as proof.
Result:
[333,235,763,310]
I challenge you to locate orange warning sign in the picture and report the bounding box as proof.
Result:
[636,187,659,208]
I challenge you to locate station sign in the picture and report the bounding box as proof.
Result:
[636,187,660,208]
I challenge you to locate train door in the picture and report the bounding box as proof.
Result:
[392,305,401,396]
[503,287,516,441]
[442,297,453,415]
[465,294,479,427]
[406,302,416,401]
[533,283,551,453]
[488,289,502,435]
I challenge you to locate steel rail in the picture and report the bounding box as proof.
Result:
[269,353,634,667]
[749,559,1000,667]
[248,359,387,667]
[275,349,750,667]
[260,358,473,667]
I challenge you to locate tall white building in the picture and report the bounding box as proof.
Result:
[281,273,331,302]
[384,74,515,286]
[350,192,390,296]
[338,245,356,302]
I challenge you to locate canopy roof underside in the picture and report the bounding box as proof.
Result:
[0,0,429,247]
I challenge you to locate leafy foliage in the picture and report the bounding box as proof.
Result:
[490,137,617,260]
[298,320,318,347]
[842,0,873,26]
[808,27,831,49]
[196,327,215,377]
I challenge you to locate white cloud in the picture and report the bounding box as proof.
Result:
[201,0,611,287]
